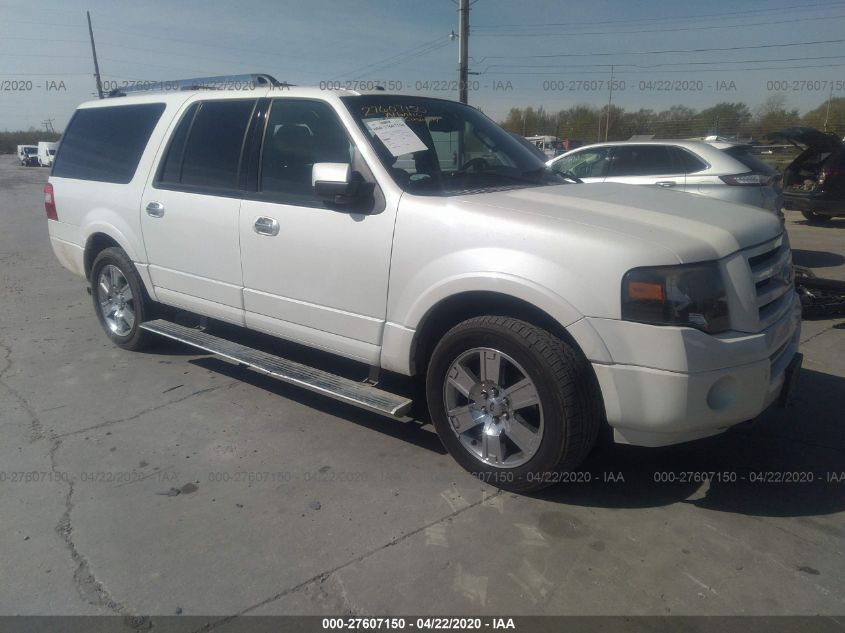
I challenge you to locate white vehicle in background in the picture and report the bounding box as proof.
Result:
[17,144,39,166]
[45,74,802,492]
[38,141,58,167]
[525,135,563,159]
[547,139,783,213]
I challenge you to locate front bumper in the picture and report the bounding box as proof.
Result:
[589,293,802,447]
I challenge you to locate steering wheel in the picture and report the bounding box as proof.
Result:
[456,157,489,172]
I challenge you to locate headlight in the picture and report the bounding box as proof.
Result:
[621,262,730,333]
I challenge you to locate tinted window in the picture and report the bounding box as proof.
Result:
[180,100,256,189]
[158,103,198,184]
[608,145,678,177]
[260,99,352,200]
[673,148,708,173]
[52,103,165,183]
[722,146,777,175]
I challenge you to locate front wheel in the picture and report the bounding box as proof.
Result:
[90,247,155,351]
[801,210,831,224]
[425,316,601,492]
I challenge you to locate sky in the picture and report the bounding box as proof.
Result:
[1,0,843,131]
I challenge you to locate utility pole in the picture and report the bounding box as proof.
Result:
[824,84,833,131]
[604,65,614,142]
[42,119,55,134]
[87,11,104,99]
[458,0,469,104]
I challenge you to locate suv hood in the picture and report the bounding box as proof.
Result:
[456,183,783,263]
[769,127,842,150]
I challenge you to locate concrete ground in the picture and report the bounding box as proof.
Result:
[0,160,843,619]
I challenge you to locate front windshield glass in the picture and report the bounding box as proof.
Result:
[342,95,565,196]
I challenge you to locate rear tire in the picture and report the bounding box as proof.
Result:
[801,210,831,224]
[90,247,155,351]
[425,316,601,493]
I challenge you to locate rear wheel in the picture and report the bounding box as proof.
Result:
[426,316,601,492]
[801,210,831,224]
[90,247,155,351]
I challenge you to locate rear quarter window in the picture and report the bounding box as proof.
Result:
[672,147,709,173]
[722,146,777,175]
[52,103,166,183]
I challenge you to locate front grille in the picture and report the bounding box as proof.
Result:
[747,238,794,329]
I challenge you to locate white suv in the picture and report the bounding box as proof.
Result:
[45,74,802,491]
[547,139,783,213]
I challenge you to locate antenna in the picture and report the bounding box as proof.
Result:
[87,11,104,99]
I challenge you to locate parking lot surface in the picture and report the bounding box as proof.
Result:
[1,160,843,618]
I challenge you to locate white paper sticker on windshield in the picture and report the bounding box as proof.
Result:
[365,117,428,157]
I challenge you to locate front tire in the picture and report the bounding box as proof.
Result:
[425,316,601,492]
[801,210,831,224]
[90,247,155,351]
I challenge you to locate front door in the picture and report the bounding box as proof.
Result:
[239,98,396,364]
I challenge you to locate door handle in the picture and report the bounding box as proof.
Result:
[655,181,677,188]
[146,201,165,217]
[253,216,280,236]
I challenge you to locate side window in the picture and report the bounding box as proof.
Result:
[52,103,165,183]
[158,103,198,184]
[608,145,678,177]
[673,147,708,174]
[157,99,256,190]
[552,148,610,179]
[260,99,353,200]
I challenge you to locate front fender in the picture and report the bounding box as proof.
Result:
[381,265,612,375]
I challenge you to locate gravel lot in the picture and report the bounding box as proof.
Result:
[1,159,843,618]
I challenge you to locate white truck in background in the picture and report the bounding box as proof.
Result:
[38,141,58,167]
[17,145,39,166]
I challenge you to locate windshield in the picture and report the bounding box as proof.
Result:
[342,95,564,195]
[24,148,37,154]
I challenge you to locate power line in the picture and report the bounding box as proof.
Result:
[475,38,845,62]
[474,1,844,29]
[331,37,451,79]
[483,54,845,72]
[480,61,845,76]
[473,13,845,37]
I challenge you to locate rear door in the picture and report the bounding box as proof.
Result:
[605,144,685,190]
[141,97,258,325]
[671,146,711,194]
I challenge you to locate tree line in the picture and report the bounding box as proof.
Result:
[0,129,61,155]
[499,96,845,142]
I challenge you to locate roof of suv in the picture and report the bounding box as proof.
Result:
[79,85,377,110]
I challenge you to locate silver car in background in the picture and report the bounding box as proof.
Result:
[547,140,783,213]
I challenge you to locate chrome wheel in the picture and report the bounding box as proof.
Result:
[97,265,135,336]
[443,347,544,468]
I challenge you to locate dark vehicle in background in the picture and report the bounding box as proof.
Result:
[772,127,845,224]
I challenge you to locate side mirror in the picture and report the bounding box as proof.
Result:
[312,163,360,204]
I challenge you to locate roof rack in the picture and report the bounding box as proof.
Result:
[106,73,289,98]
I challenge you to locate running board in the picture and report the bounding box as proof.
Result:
[140,319,413,418]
